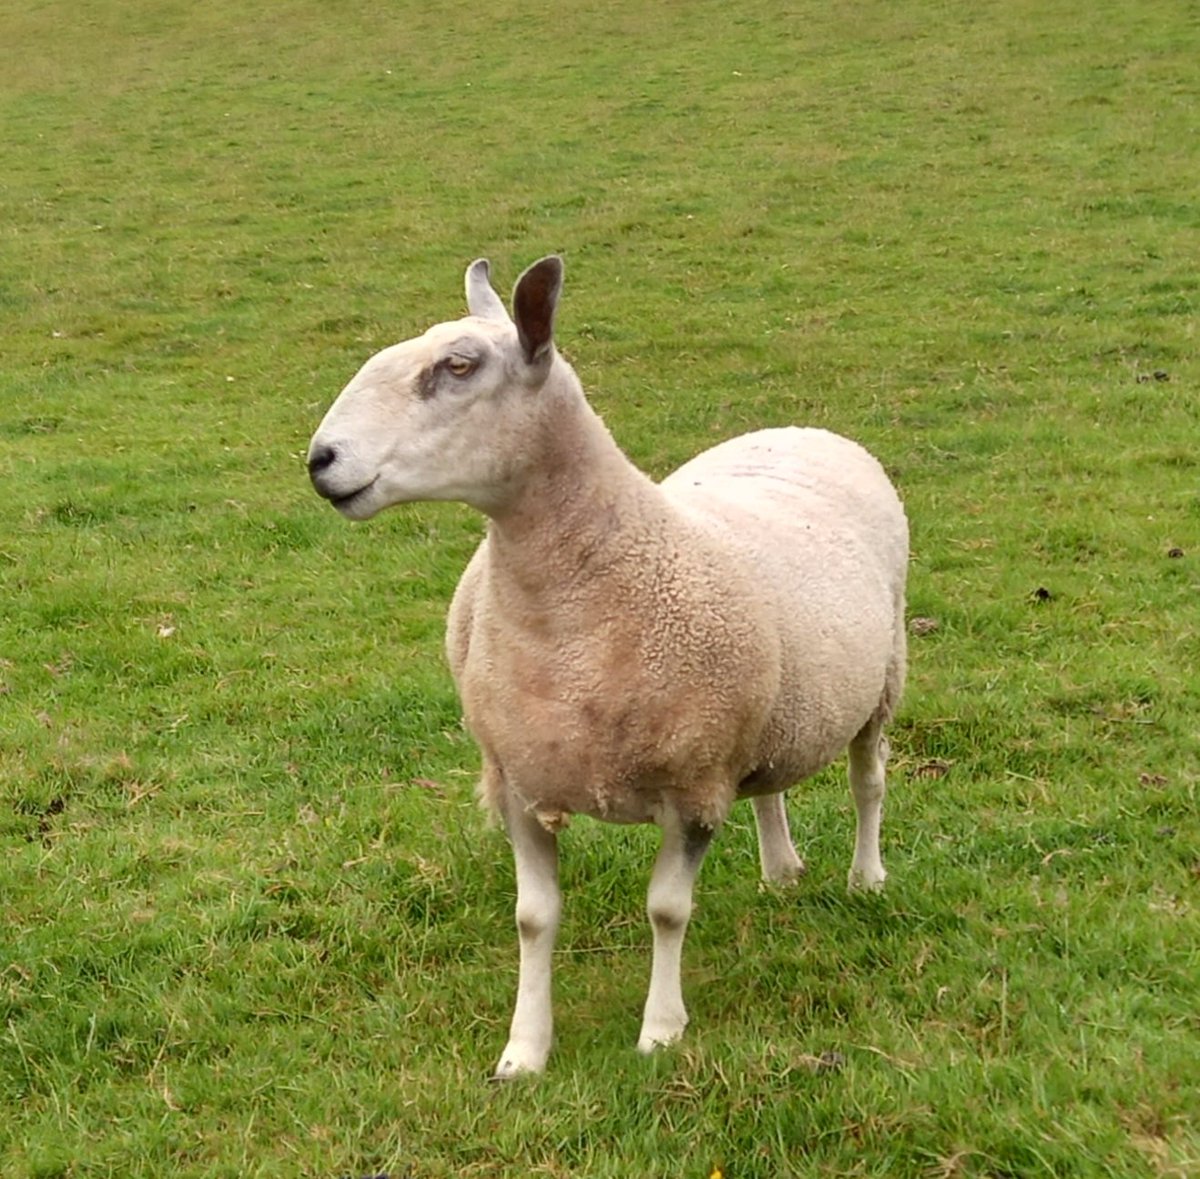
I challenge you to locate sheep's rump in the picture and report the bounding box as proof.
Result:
[661,426,908,791]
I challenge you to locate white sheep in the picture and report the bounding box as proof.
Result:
[307,256,909,1078]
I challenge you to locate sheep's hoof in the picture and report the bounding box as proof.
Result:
[847,867,887,893]
[491,1059,542,1081]
[636,1033,681,1055]
[762,858,807,887]
[492,1043,549,1079]
[636,1019,687,1055]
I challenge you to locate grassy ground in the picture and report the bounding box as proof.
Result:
[1,0,1198,1175]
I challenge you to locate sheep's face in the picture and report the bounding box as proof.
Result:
[308,256,563,520]
[308,319,546,519]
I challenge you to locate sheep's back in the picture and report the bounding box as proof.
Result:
[662,427,906,580]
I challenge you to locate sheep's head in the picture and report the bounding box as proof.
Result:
[307,255,563,520]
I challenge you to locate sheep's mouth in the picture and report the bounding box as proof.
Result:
[328,477,378,514]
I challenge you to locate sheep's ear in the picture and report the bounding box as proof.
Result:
[512,255,563,366]
[465,258,511,324]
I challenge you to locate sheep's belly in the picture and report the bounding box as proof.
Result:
[495,720,855,828]
[512,744,714,824]
[487,747,690,827]
[469,692,741,829]
[515,777,676,829]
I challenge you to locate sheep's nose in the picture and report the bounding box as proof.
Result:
[307,443,337,483]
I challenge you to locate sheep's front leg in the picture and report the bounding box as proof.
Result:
[847,719,888,892]
[638,815,713,1054]
[751,793,806,884]
[495,804,560,1078]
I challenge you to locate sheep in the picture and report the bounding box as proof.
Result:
[307,255,909,1078]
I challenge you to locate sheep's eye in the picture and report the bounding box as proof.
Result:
[445,355,476,377]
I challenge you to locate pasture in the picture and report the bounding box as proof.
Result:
[1,0,1197,1175]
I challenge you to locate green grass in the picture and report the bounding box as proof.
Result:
[2,0,1198,1175]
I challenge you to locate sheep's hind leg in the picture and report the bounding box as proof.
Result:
[637,813,713,1054]
[751,793,805,884]
[495,802,561,1078]
[847,718,888,892]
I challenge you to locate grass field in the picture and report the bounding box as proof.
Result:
[2,0,1198,1175]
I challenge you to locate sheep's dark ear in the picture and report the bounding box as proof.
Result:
[512,255,563,366]
[465,258,510,324]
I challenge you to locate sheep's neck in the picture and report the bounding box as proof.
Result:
[485,384,662,602]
